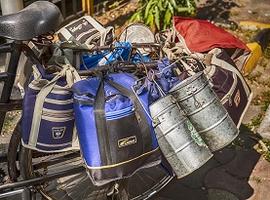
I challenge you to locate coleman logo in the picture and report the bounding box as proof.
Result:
[234,90,241,107]
[118,136,137,148]
[52,127,66,139]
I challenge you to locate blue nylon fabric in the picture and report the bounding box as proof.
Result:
[81,52,109,69]
[72,77,133,113]
[80,42,151,69]
[156,58,181,93]
[137,58,181,105]
[44,91,74,110]
[73,101,101,166]
[37,119,74,144]
[73,73,159,167]
[106,42,132,62]
[72,75,132,167]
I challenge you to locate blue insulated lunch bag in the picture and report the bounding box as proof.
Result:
[22,64,81,152]
[73,73,160,185]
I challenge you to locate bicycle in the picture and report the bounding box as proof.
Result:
[0,1,174,199]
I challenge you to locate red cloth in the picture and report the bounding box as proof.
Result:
[173,17,249,52]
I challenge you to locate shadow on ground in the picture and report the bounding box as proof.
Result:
[151,125,262,200]
[197,0,239,21]
[196,0,239,29]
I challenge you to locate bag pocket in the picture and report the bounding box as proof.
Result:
[221,75,248,127]
[105,107,144,164]
[36,108,75,151]
[205,65,249,127]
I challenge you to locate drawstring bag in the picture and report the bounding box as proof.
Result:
[204,48,252,127]
[73,73,160,186]
[136,58,181,105]
[160,28,252,128]
[22,63,81,152]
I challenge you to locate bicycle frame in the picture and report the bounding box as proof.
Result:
[0,41,43,132]
[0,42,22,132]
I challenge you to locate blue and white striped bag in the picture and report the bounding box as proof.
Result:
[22,64,81,152]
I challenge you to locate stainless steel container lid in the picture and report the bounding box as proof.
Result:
[169,71,205,93]
[119,23,155,54]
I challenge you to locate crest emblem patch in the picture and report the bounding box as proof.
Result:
[52,127,66,139]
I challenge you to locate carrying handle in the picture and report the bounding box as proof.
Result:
[130,59,181,120]
[94,76,112,164]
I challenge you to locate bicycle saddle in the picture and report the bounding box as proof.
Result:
[0,1,63,40]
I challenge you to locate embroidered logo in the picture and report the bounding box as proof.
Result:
[52,127,66,139]
[118,136,137,148]
[234,90,241,107]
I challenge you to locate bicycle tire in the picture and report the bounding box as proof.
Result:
[17,126,173,199]
[7,122,21,181]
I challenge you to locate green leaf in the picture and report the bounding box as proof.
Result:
[168,2,174,14]
[164,0,169,8]
[130,11,143,22]
[144,0,157,19]
[136,0,197,32]
[164,9,172,29]
[158,0,165,11]
[170,0,177,8]
[176,7,192,13]
[154,6,160,30]
[146,12,154,28]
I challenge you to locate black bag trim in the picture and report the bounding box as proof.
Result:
[85,147,160,169]
[87,147,160,185]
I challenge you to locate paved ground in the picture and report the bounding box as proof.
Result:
[149,130,269,200]
[197,0,270,25]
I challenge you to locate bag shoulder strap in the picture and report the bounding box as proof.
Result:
[94,78,112,165]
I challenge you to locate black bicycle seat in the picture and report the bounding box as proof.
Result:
[0,1,63,40]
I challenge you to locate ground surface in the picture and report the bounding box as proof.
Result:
[1,0,270,199]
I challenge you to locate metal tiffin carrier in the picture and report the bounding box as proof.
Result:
[149,94,213,179]
[169,72,239,152]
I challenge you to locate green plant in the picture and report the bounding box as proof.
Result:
[130,0,197,32]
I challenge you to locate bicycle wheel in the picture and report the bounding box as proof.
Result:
[17,127,173,199]
[7,122,21,181]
